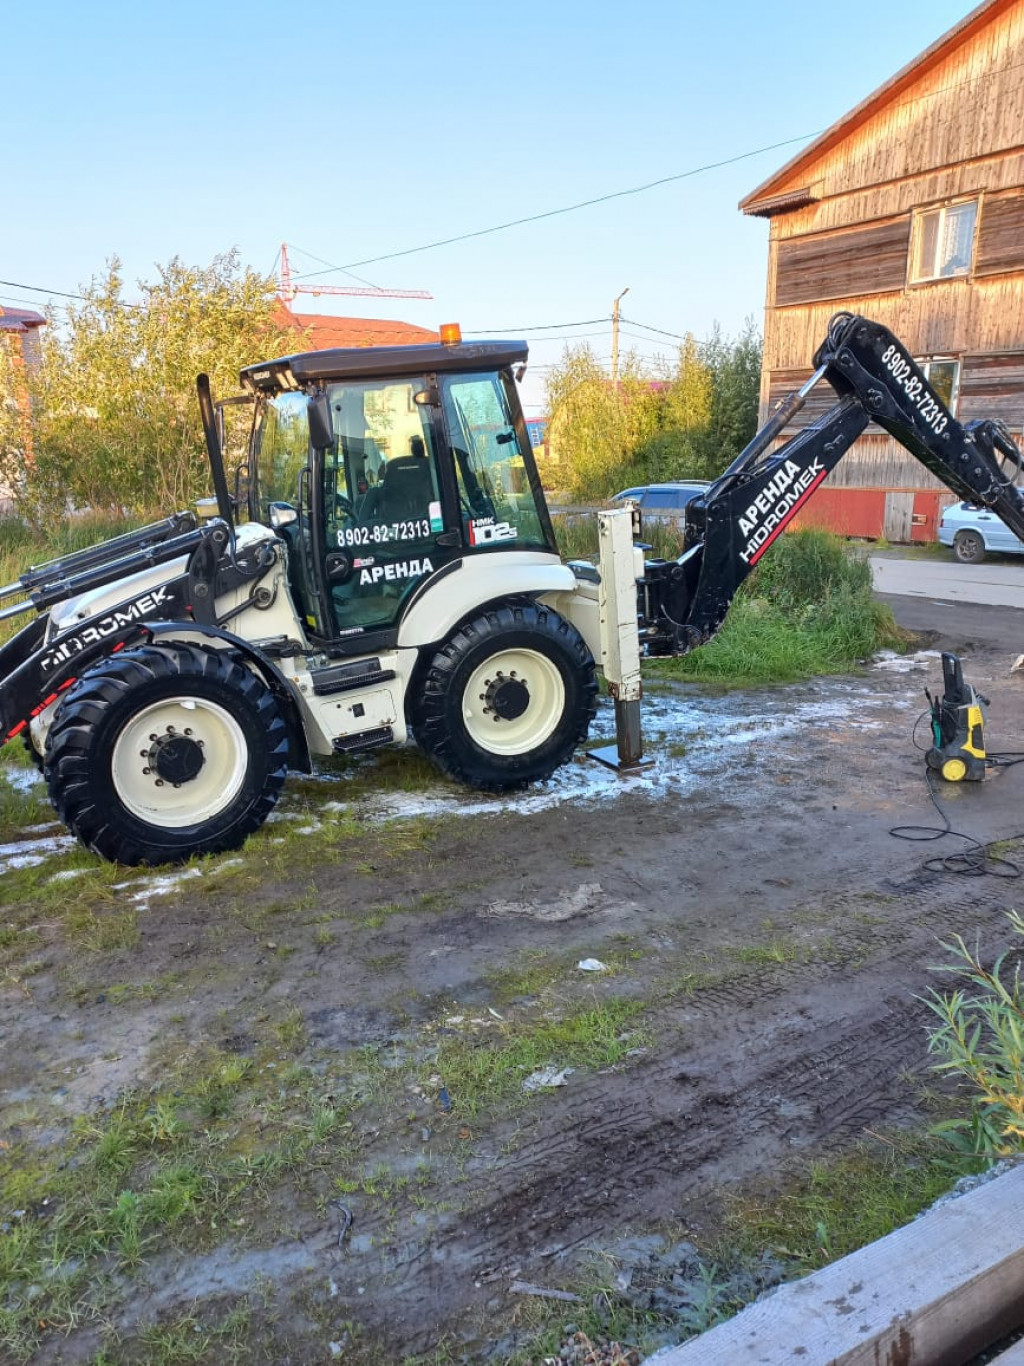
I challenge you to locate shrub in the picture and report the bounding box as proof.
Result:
[925,911,1024,1155]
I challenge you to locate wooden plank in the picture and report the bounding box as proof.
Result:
[776,219,910,307]
[976,193,1024,277]
[645,1165,1024,1366]
[960,352,1024,428]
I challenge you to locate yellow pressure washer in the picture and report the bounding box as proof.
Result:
[925,652,988,782]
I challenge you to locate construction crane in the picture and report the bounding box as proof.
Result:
[277,243,432,303]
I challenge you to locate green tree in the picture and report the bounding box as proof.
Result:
[22,251,295,522]
[704,316,763,462]
[633,333,713,481]
[545,344,628,499]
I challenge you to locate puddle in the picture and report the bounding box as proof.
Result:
[0,653,924,867]
[119,867,203,908]
[320,671,915,826]
[1,769,45,795]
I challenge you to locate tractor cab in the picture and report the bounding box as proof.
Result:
[240,332,558,651]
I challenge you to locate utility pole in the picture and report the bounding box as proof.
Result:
[611,287,629,387]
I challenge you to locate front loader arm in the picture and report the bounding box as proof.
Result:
[641,313,1024,656]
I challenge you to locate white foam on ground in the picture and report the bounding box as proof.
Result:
[0,836,79,873]
[319,672,910,825]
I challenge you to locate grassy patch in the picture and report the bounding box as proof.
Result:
[0,1039,364,1361]
[429,997,647,1117]
[723,1130,984,1269]
[0,766,53,841]
[729,939,802,966]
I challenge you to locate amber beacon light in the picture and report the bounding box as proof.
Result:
[439,322,462,345]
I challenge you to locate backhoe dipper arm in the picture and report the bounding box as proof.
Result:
[642,312,1024,656]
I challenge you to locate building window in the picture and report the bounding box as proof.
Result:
[920,358,960,412]
[910,201,978,282]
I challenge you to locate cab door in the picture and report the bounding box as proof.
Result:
[317,376,459,640]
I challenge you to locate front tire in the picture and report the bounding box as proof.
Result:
[413,603,597,791]
[45,643,289,865]
[954,529,986,564]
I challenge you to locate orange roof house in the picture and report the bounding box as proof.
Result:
[273,302,438,350]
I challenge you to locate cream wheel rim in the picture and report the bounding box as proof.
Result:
[110,695,249,827]
[461,648,565,755]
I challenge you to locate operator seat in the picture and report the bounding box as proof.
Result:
[366,456,435,524]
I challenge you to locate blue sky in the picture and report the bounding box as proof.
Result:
[5,0,973,413]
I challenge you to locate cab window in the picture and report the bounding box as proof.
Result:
[441,372,548,549]
[256,392,310,519]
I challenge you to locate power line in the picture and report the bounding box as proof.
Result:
[618,328,674,348]
[0,279,143,310]
[289,131,823,279]
[469,317,609,333]
[621,316,690,342]
[288,53,1024,285]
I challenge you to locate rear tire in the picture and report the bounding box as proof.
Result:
[45,643,289,865]
[413,603,597,791]
[954,529,986,564]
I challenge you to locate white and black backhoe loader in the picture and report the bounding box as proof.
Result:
[1,314,1022,864]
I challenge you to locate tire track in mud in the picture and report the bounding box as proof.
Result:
[330,860,1024,1355]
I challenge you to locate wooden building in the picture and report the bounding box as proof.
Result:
[741,0,1024,541]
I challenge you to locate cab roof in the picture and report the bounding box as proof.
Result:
[240,338,529,394]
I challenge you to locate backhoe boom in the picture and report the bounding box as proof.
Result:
[641,313,1024,656]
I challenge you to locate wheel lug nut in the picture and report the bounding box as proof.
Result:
[155,779,165,786]
[142,767,151,775]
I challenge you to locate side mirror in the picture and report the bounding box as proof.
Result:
[268,501,299,529]
[308,393,334,451]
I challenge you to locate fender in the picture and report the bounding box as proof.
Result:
[14,620,312,774]
[397,552,576,649]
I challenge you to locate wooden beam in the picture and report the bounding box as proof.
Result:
[647,1165,1024,1365]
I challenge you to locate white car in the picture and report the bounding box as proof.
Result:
[938,501,1024,563]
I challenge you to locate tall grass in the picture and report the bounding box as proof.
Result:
[551,514,904,684]
[1,512,150,646]
[670,528,905,683]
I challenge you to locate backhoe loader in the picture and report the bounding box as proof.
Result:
[1,313,1021,864]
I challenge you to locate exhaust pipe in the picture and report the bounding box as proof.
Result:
[196,374,234,529]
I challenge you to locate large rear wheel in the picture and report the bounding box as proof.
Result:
[413,603,597,791]
[45,643,289,865]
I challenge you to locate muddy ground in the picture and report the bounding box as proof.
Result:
[4,593,1024,1363]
